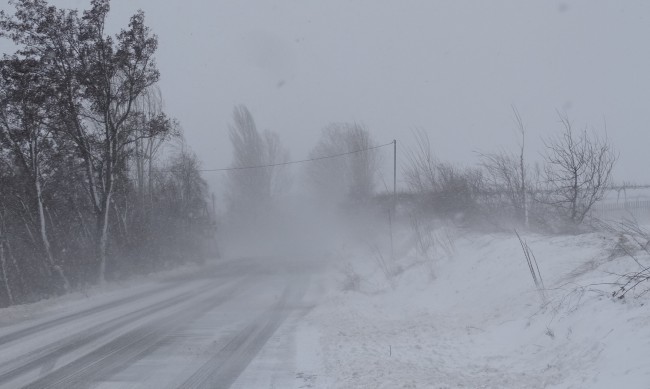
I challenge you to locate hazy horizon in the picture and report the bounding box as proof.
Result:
[2,0,648,199]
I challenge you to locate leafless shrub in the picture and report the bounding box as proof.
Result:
[403,129,485,221]
[480,107,535,227]
[612,270,650,299]
[410,214,435,259]
[604,219,650,299]
[410,214,436,275]
[409,216,456,277]
[542,114,617,226]
[615,219,650,254]
[403,129,438,195]
[436,227,456,259]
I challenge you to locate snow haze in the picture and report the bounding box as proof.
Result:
[2,0,647,192]
[2,1,650,387]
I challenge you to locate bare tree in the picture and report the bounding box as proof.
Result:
[542,114,617,225]
[403,128,438,195]
[0,57,70,290]
[404,129,484,219]
[481,107,533,226]
[514,107,529,227]
[263,129,292,198]
[132,86,171,202]
[0,1,213,304]
[1,0,166,282]
[226,105,289,220]
[307,122,379,204]
[163,138,209,219]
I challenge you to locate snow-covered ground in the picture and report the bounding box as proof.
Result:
[293,222,650,388]
[2,218,649,388]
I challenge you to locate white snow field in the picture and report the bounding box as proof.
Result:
[1,222,649,388]
[293,223,650,389]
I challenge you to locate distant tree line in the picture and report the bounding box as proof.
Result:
[223,105,617,250]
[224,105,380,226]
[403,110,617,232]
[0,0,213,307]
[226,102,615,234]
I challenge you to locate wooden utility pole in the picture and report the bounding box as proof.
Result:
[393,139,397,211]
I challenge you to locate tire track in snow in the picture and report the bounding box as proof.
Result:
[0,260,241,348]
[20,278,248,389]
[0,278,226,385]
[178,276,308,389]
[0,283,174,347]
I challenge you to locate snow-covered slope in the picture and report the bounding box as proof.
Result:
[294,225,650,388]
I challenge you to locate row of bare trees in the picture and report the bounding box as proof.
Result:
[224,106,381,221]
[223,104,615,231]
[404,110,617,230]
[0,1,213,307]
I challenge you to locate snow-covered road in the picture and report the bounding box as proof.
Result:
[0,258,314,389]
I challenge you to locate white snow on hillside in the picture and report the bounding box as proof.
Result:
[293,224,650,389]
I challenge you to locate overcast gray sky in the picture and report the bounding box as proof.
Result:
[2,0,649,193]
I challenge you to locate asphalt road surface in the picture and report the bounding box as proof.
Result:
[0,258,316,389]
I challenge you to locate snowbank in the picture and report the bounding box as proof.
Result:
[294,224,650,388]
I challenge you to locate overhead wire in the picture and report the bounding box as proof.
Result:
[196,141,394,172]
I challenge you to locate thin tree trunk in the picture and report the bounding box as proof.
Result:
[29,134,70,291]
[7,239,25,294]
[572,169,579,224]
[0,211,24,293]
[35,174,70,291]
[96,103,118,285]
[0,240,14,306]
[514,106,529,229]
[97,190,112,285]
[22,220,38,248]
[76,209,92,242]
[112,201,129,243]
[147,138,155,208]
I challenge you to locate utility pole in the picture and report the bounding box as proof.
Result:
[393,139,397,211]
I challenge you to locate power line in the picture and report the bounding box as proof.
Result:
[196,141,393,172]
